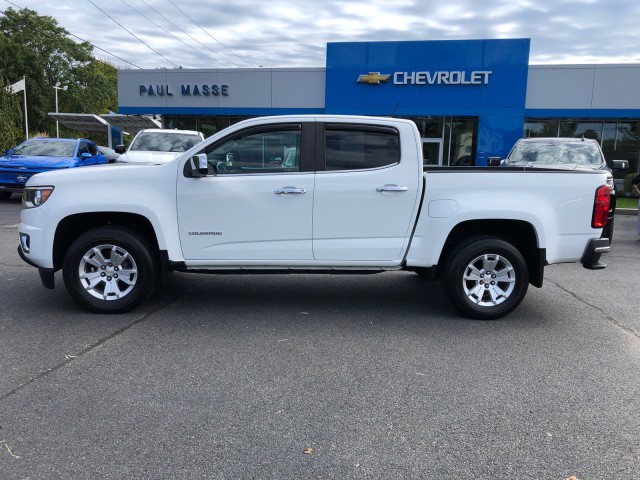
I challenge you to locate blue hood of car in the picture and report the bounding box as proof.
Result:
[0,154,76,169]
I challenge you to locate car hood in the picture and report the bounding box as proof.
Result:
[507,161,607,172]
[0,154,76,169]
[118,151,179,164]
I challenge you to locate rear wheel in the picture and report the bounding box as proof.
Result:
[62,226,158,313]
[443,237,529,320]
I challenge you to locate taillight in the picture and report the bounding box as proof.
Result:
[592,184,610,228]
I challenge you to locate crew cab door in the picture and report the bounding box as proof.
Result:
[177,123,315,261]
[312,122,422,262]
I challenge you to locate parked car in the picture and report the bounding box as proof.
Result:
[0,138,108,200]
[116,129,205,164]
[97,145,120,163]
[500,137,628,242]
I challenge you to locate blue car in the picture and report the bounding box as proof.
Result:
[0,138,108,200]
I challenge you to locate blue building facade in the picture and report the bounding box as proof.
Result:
[325,39,530,165]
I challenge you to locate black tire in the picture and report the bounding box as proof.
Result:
[442,237,529,320]
[0,192,12,200]
[62,226,158,313]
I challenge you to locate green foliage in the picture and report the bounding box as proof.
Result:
[0,7,118,138]
[616,197,638,209]
[624,172,639,195]
[0,74,24,151]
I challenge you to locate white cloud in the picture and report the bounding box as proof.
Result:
[3,0,639,68]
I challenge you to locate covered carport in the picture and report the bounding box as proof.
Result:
[47,113,161,147]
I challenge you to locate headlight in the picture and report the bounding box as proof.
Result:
[22,186,54,208]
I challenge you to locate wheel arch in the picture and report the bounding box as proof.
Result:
[438,219,545,288]
[53,212,161,271]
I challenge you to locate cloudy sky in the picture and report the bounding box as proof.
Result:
[2,0,640,70]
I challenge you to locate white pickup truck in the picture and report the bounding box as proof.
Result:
[17,115,612,319]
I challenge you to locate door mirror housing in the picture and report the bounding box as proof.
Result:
[80,152,92,160]
[487,156,502,167]
[190,154,209,177]
[115,144,126,154]
[611,159,629,172]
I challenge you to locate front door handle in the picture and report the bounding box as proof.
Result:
[274,186,307,195]
[376,184,408,193]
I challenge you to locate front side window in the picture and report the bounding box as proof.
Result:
[88,142,98,156]
[204,128,301,175]
[324,127,400,171]
[77,142,90,156]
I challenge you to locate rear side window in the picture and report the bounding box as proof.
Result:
[324,126,400,171]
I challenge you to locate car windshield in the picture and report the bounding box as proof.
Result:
[99,146,116,155]
[12,140,76,157]
[130,132,202,153]
[508,142,602,166]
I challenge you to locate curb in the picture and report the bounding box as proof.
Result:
[616,208,638,216]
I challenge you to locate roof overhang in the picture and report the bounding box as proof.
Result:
[47,113,162,136]
[99,114,161,134]
[47,113,110,135]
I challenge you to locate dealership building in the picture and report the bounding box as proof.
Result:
[116,38,640,175]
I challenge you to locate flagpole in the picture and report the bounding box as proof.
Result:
[23,76,28,139]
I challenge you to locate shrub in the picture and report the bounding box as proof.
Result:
[624,173,640,195]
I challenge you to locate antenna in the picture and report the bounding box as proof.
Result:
[391,101,401,116]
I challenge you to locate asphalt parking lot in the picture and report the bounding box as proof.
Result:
[1,195,639,479]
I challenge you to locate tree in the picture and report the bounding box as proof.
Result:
[0,7,118,139]
[0,74,24,151]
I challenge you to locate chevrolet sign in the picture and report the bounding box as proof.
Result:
[358,70,492,86]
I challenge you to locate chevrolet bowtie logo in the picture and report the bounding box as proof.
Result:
[357,72,391,84]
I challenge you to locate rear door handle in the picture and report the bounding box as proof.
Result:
[376,184,408,193]
[274,186,307,195]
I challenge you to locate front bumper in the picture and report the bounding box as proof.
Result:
[17,244,55,288]
[581,238,610,270]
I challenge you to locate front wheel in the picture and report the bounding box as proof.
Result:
[62,226,158,313]
[442,237,529,320]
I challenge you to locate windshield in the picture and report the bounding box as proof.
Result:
[508,142,602,166]
[12,140,76,157]
[130,132,202,153]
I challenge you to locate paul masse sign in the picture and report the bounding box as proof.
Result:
[138,84,230,97]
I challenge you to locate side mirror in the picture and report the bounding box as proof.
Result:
[80,152,92,160]
[5,149,14,155]
[115,144,126,154]
[190,154,208,177]
[487,156,502,167]
[611,159,629,172]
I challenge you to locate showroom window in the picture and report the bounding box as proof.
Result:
[408,116,478,166]
[524,118,640,176]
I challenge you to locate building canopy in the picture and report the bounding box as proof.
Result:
[47,113,161,136]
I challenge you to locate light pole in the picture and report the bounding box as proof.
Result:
[53,82,68,138]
